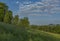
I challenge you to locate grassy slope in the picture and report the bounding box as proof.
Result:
[0,22,29,41]
[0,22,60,41]
[28,29,60,41]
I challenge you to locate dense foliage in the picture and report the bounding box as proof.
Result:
[0,22,29,41]
[30,24,60,34]
[0,2,29,27]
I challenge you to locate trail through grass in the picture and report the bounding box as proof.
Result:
[28,29,60,41]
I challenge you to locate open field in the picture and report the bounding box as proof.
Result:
[0,22,60,41]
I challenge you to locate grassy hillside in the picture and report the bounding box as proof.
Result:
[0,22,60,41]
[28,29,60,41]
[0,22,29,41]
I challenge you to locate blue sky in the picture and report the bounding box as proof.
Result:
[0,0,60,25]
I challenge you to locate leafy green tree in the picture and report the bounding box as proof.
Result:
[0,2,8,22]
[3,12,10,24]
[23,17,30,27]
[8,10,13,24]
[3,10,13,24]
[12,15,19,25]
[18,17,29,27]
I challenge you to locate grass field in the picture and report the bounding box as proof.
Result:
[0,22,60,41]
[28,29,60,41]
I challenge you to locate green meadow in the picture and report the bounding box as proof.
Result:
[0,22,60,41]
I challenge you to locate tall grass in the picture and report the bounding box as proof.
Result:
[0,22,60,41]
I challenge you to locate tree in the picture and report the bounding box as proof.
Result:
[3,10,13,24]
[8,10,13,24]
[0,2,8,22]
[23,17,30,27]
[18,17,29,27]
[12,15,19,25]
[3,12,9,24]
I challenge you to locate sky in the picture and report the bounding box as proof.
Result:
[0,0,60,25]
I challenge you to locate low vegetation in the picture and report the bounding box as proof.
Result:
[0,22,60,41]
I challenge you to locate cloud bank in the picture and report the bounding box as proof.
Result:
[15,0,60,25]
[17,0,60,17]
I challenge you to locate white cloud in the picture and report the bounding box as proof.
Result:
[18,0,60,17]
[16,1,19,4]
[29,14,51,16]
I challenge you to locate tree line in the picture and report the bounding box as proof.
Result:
[30,24,60,34]
[0,2,29,27]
